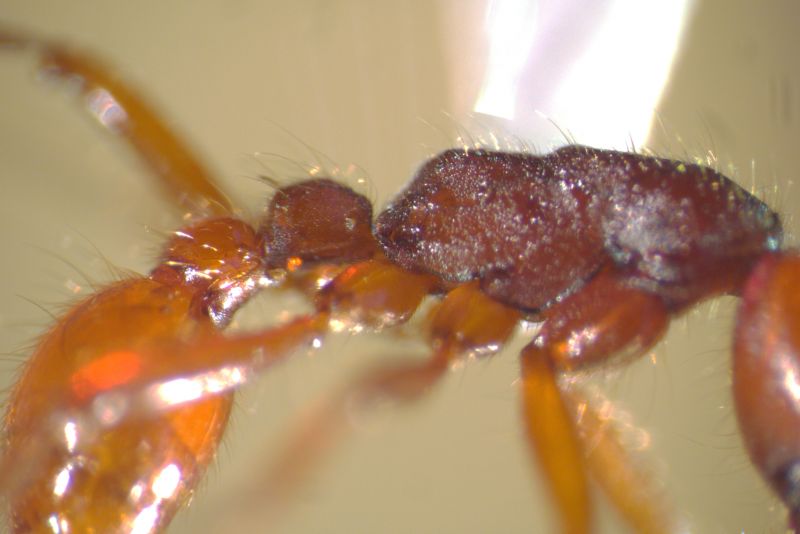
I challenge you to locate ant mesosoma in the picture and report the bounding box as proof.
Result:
[1,30,797,534]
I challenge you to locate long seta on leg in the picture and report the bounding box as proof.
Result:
[519,269,677,534]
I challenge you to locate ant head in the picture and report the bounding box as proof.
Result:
[260,179,378,270]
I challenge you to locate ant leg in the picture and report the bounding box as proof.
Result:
[0,29,232,216]
[225,282,520,525]
[734,252,800,530]
[520,269,674,534]
[231,347,454,528]
[521,347,589,534]
[566,386,678,533]
[93,258,434,419]
[79,259,437,423]
[0,314,328,504]
[0,259,437,502]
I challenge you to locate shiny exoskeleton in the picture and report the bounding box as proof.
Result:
[2,29,799,534]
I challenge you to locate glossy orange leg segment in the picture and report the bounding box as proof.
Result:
[520,270,670,533]
[316,258,438,328]
[535,269,670,371]
[427,281,521,353]
[521,348,590,534]
[0,29,232,216]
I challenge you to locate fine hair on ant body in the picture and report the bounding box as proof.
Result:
[1,28,799,534]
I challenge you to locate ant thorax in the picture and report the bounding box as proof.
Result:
[377,146,781,311]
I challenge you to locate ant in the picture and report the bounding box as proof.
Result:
[1,29,797,534]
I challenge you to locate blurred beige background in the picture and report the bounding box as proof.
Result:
[1,1,798,533]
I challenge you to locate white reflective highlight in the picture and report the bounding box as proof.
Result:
[129,481,145,502]
[46,514,68,533]
[152,463,182,499]
[472,0,695,148]
[567,326,598,357]
[85,88,128,129]
[63,421,78,453]
[157,378,203,405]
[783,364,800,404]
[155,366,246,407]
[53,466,72,497]
[217,277,256,314]
[130,503,159,534]
[475,0,538,120]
